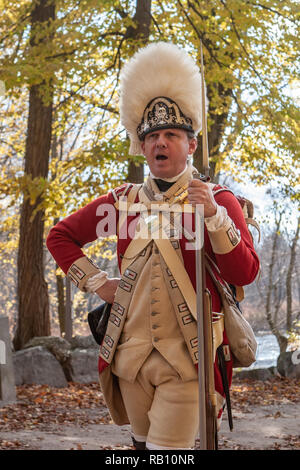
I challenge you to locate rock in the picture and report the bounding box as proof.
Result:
[70,335,98,350]
[13,346,68,388]
[277,351,300,378]
[24,336,71,363]
[268,366,279,376]
[234,367,274,381]
[0,315,16,405]
[24,336,73,381]
[70,349,99,383]
[12,335,101,386]
[12,335,100,386]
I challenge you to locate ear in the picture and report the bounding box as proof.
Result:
[188,137,198,155]
[140,140,146,155]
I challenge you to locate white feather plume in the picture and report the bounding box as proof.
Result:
[119,42,203,155]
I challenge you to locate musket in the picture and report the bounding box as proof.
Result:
[194,41,217,450]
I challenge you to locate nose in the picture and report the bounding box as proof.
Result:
[156,133,167,148]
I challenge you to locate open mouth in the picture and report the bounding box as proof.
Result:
[156,155,168,160]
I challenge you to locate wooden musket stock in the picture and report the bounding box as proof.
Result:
[195,40,217,450]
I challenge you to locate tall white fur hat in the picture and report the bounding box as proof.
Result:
[119,42,203,155]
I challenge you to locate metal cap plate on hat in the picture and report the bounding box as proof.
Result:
[137,96,194,140]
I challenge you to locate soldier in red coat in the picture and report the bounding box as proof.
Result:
[47,42,259,450]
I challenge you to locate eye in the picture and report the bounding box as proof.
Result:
[147,133,158,140]
[167,131,178,138]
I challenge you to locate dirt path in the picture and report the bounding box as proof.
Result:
[0,379,299,450]
[219,401,300,450]
[1,401,299,450]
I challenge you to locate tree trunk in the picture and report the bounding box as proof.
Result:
[56,269,66,336]
[265,212,288,353]
[65,278,73,342]
[13,0,55,350]
[126,0,152,184]
[52,209,67,337]
[193,83,231,182]
[286,216,300,331]
[51,134,68,337]
[127,161,144,183]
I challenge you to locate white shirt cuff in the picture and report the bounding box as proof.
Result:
[85,271,108,293]
[204,204,228,231]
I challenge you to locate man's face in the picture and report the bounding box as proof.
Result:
[141,128,197,179]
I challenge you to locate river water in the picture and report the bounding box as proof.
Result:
[247,334,280,369]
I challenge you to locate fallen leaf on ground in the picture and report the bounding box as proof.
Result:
[0,377,299,450]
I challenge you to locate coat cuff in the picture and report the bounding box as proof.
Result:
[67,256,100,291]
[207,218,241,254]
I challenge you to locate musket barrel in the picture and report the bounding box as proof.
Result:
[194,40,217,450]
[195,204,207,450]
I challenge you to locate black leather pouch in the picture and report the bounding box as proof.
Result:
[88,303,112,345]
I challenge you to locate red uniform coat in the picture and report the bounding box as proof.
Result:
[47,183,260,413]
